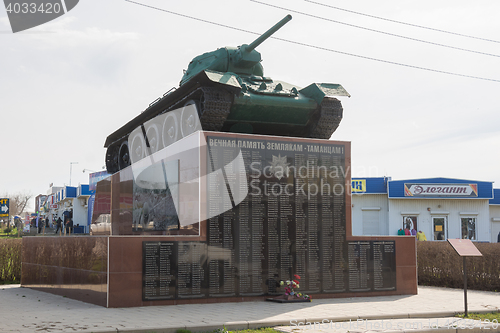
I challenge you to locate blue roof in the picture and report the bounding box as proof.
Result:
[64,186,77,199]
[352,177,389,194]
[388,177,493,199]
[490,189,500,205]
[78,184,91,197]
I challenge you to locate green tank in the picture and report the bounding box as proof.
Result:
[104,14,350,174]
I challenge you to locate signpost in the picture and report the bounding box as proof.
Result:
[0,198,9,227]
[447,239,483,316]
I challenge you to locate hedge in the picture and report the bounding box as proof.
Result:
[0,239,22,283]
[417,241,500,292]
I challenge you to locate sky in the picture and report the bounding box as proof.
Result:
[1,0,500,210]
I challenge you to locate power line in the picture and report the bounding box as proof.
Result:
[125,0,260,36]
[270,36,500,83]
[305,0,500,44]
[124,0,500,83]
[250,0,500,58]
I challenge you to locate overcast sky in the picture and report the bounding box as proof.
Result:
[1,0,500,210]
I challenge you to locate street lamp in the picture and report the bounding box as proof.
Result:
[69,162,78,186]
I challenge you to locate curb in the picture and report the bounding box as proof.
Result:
[82,310,500,333]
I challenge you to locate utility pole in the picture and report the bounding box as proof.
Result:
[69,162,78,186]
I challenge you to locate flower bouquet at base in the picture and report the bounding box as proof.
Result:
[266,275,312,303]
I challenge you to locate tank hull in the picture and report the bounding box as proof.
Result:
[104,70,348,174]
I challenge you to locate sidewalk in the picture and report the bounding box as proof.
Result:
[0,285,498,333]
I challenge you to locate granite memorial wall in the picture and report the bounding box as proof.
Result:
[22,131,416,308]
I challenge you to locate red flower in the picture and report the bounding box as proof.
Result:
[294,274,301,280]
[293,280,299,285]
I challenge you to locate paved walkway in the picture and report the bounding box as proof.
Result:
[0,285,498,333]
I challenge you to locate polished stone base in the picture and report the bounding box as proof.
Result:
[266,295,312,303]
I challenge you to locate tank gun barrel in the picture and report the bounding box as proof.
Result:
[246,14,292,52]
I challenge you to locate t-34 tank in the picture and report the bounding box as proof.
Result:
[104,14,350,174]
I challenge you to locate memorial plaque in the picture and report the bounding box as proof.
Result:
[448,239,482,257]
[143,241,208,300]
[142,241,176,300]
[206,135,349,296]
[348,241,371,292]
[177,242,208,298]
[347,240,396,292]
[372,241,396,291]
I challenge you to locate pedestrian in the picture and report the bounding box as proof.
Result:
[55,217,62,234]
[65,217,73,235]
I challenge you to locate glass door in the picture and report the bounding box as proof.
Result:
[433,216,447,240]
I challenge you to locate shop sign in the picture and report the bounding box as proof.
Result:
[50,204,58,209]
[351,179,366,193]
[404,183,478,197]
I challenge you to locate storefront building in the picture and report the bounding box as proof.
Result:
[352,177,498,242]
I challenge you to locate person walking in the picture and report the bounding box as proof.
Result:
[37,217,43,234]
[65,217,73,235]
[55,217,62,235]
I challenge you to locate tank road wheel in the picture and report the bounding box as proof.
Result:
[145,123,161,154]
[129,131,146,164]
[180,100,200,138]
[162,112,179,147]
[105,145,119,175]
[118,141,131,170]
[310,97,343,139]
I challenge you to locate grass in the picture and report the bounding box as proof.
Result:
[226,329,280,333]
[0,226,21,239]
[176,328,281,333]
[0,280,20,285]
[457,312,500,321]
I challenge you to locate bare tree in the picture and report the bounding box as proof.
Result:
[1,191,33,227]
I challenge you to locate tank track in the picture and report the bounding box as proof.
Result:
[105,87,233,174]
[199,87,233,131]
[310,97,343,139]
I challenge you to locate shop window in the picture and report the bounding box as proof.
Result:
[461,217,476,240]
[433,217,447,240]
[402,216,417,236]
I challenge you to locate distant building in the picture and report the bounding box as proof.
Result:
[351,177,499,242]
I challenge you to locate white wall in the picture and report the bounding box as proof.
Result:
[351,194,389,236]
[73,197,88,233]
[489,205,500,243]
[388,199,490,241]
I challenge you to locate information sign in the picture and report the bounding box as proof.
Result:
[0,198,9,217]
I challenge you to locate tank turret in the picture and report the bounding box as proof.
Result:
[104,15,349,174]
[180,14,291,85]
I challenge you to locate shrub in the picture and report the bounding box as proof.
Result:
[0,239,22,283]
[417,242,500,291]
